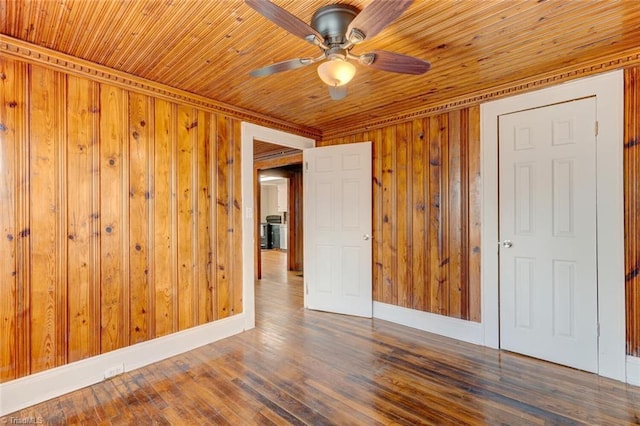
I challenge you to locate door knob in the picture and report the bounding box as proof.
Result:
[501,240,513,248]
[363,234,372,240]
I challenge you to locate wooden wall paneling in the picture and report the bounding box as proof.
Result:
[66,75,100,361]
[410,118,427,312]
[153,98,177,337]
[196,110,213,324]
[319,107,482,322]
[231,119,243,315]
[28,65,65,372]
[0,57,26,380]
[395,122,412,308]
[100,83,128,351]
[0,54,260,383]
[381,126,397,305]
[448,110,463,319]
[467,106,482,322]
[128,92,152,343]
[625,66,640,356]
[176,105,196,330]
[215,114,231,319]
[371,128,383,302]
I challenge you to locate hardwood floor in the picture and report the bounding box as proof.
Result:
[3,250,640,425]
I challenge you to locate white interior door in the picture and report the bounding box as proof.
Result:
[498,98,598,372]
[304,142,372,317]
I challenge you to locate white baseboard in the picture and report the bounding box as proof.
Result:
[0,314,247,416]
[626,356,640,386]
[373,302,483,345]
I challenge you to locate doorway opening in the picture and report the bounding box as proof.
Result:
[253,140,304,281]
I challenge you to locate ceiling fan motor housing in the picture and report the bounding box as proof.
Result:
[311,4,360,46]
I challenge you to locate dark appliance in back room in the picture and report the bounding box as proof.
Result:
[260,222,268,249]
[266,215,282,249]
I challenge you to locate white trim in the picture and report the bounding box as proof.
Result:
[626,356,640,386]
[240,123,315,330]
[480,70,625,381]
[0,314,246,416]
[373,302,483,345]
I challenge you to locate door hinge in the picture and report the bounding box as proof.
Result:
[597,323,600,337]
[595,121,599,136]
[305,161,309,171]
[305,282,309,295]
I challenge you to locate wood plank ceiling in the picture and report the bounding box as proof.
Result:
[2,0,640,137]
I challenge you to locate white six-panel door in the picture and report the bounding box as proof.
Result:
[304,142,372,318]
[498,98,598,372]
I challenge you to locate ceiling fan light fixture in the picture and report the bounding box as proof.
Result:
[317,59,356,87]
[328,85,348,101]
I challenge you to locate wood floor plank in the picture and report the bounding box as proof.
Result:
[2,250,640,425]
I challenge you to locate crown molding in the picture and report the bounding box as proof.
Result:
[0,35,322,141]
[321,48,640,140]
[4,34,639,143]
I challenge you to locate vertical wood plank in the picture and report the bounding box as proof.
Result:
[467,105,482,322]
[231,119,243,315]
[128,92,152,344]
[411,118,427,312]
[29,65,63,372]
[196,110,213,324]
[66,75,99,361]
[372,129,383,302]
[625,67,640,356]
[100,84,127,351]
[176,105,196,330]
[153,98,175,337]
[0,57,26,380]
[428,115,443,314]
[381,126,397,305]
[209,114,219,321]
[215,114,231,319]
[448,110,463,318]
[396,122,412,307]
[458,109,470,320]
[439,114,450,316]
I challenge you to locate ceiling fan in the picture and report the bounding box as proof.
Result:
[245,0,431,100]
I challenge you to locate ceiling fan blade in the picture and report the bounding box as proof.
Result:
[245,0,323,44]
[249,58,313,77]
[361,50,431,75]
[347,0,413,43]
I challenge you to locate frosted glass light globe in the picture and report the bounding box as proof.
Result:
[317,60,356,87]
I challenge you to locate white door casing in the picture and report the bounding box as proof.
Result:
[499,98,598,372]
[304,142,373,317]
[481,70,625,381]
[241,123,315,330]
